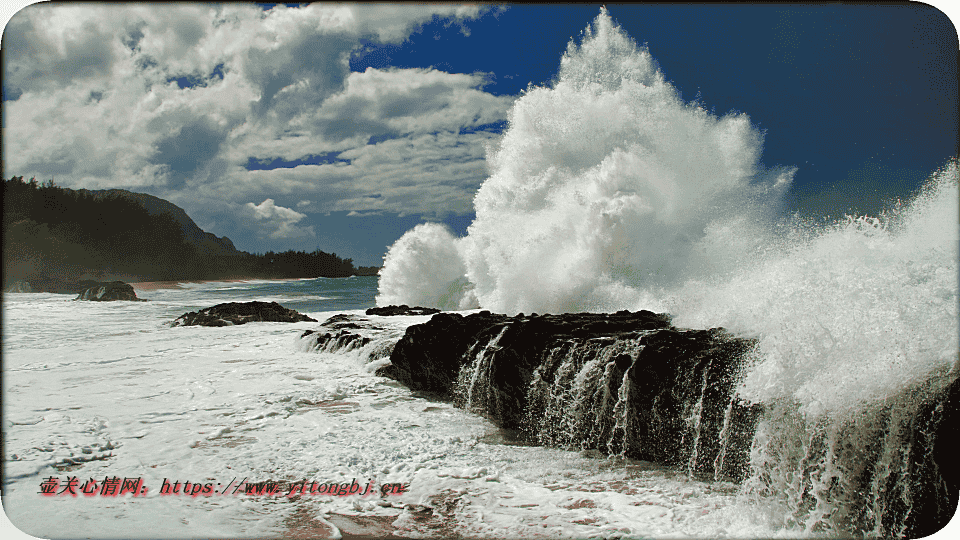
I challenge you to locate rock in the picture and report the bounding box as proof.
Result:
[378,309,672,397]
[375,311,510,393]
[905,376,959,538]
[173,301,317,327]
[4,280,33,293]
[365,305,441,316]
[616,327,760,479]
[74,281,143,301]
[299,313,407,360]
[374,309,759,481]
[306,307,957,538]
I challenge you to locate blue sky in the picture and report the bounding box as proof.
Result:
[2,3,957,267]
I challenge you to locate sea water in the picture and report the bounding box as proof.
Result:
[373,7,959,538]
[5,8,958,539]
[4,276,780,539]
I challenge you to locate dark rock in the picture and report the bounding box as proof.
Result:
[376,309,758,482]
[314,307,957,538]
[365,305,442,316]
[618,328,760,480]
[74,281,143,301]
[828,373,958,539]
[299,313,406,360]
[379,309,672,398]
[375,310,509,392]
[901,375,959,538]
[173,301,317,326]
[320,313,369,329]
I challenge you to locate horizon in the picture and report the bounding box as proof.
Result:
[2,3,957,267]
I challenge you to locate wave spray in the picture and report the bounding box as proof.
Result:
[377,8,795,314]
[376,7,958,537]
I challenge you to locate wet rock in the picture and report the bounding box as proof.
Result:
[299,313,405,359]
[375,310,509,393]
[306,307,957,537]
[377,309,757,481]
[378,310,672,398]
[173,301,316,326]
[74,281,143,301]
[365,305,441,316]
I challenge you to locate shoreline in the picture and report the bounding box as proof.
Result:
[128,277,292,291]
[5,275,377,293]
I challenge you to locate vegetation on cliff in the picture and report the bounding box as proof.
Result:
[3,176,379,286]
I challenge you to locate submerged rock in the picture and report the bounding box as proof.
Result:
[365,305,441,316]
[173,301,316,326]
[75,281,143,301]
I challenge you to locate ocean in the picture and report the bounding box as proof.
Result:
[4,9,958,539]
[3,269,957,539]
[2,276,768,539]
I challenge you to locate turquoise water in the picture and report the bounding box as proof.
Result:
[173,275,380,314]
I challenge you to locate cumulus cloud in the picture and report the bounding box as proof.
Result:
[2,3,511,229]
[307,67,509,144]
[245,199,315,239]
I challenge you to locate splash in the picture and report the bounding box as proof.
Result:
[671,162,959,417]
[374,7,960,537]
[376,222,473,310]
[669,162,959,536]
[377,7,792,314]
[376,7,958,418]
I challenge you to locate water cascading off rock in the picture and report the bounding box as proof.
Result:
[303,307,957,537]
[377,309,760,483]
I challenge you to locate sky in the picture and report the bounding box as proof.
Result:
[1,2,957,267]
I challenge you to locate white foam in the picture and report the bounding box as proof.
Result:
[4,287,777,538]
[378,7,793,315]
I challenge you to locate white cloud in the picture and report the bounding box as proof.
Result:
[306,67,510,142]
[2,3,510,226]
[245,199,315,239]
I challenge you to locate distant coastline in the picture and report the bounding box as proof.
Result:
[2,176,379,289]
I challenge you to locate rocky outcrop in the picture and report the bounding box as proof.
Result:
[907,377,959,538]
[365,305,441,316]
[74,281,143,301]
[375,309,756,480]
[304,308,958,538]
[173,301,317,327]
[377,309,670,395]
[311,309,755,479]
